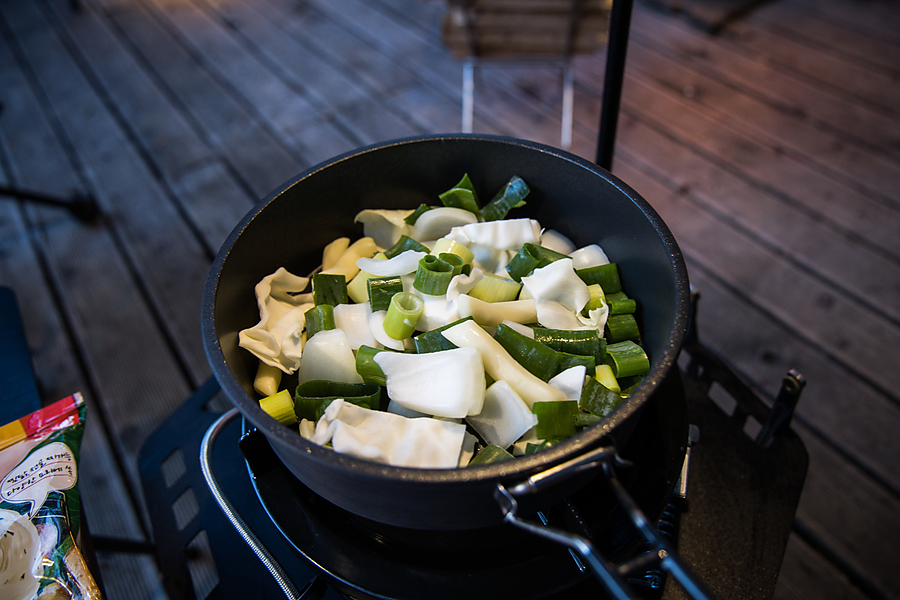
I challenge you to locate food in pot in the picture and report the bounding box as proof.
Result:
[238,174,649,468]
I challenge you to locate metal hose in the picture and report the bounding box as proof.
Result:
[199,408,315,600]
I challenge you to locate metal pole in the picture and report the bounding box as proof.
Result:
[596,0,634,171]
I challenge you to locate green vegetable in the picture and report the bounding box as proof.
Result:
[384,234,430,259]
[604,291,636,315]
[413,254,455,295]
[404,203,432,225]
[367,276,403,312]
[480,175,529,221]
[259,389,297,425]
[439,173,481,218]
[467,271,521,302]
[312,273,348,306]
[556,352,596,377]
[439,252,464,276]
[356,345,387,385]
[505,243,567,281]
[383,292,424,339]
[468,444,515,465]
[493,322,561,382]
[532,327,601,361]
[413,316,473,354]
[304,304,335,339]
[579,377,623,417]
[604,340,650,378]
[605,313,641,343]
[294,380,382,421]
[532,400,579,439]
[577,263,622,294]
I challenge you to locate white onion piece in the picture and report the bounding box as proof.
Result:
[440,319,565,408]
[311,400,466,468]
[412,207,478,241]
[569,244,610,269]
[296,329,363,384]
[333,302,377,350]
[466,381,538,449]
[548,366,587,402]
[368,310,406,351]
[459,431,478,467]
[445,268,484,301]
[356,250,426,277]
[457,295,537,328]
[451,218,542,251]
[374,347,485,418]
[354,209,414,249]
[411,290,459,332]
[540,229,575,254]
[521,259,597,331]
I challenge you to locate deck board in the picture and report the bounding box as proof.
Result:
[2,0,899,598]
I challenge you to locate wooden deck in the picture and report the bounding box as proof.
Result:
[1,0,899,598]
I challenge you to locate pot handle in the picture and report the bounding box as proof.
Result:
[495,446,716,600]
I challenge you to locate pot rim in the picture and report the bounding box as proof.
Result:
[201,133,691,484]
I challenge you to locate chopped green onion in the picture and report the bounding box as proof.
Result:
[431,238,474,264]
[404,203,432,225]
[260,389,297,425]
[577,263,622,294]
[604,291,636,315]
[439,174,481,218]
[595,364,620,393]
[532,400,579,439]
[468,444,515,465]
[505,243,567,282]
[413,254,455,295]
[346,253,386,304]
[556,352,596,377]
[384,235,430,259]
[605,314,641,343]
[604,340,650,378]
[467,272,522,302]
[312,273,348,306]
[367,276,403,312]
[480,175,529,222]
[294,380,382,422]
[438,252,464,276]
[576,412,603,429]
[532,327,601,361]
[383,292,424,340]
[525,438,564,454]
[579,377,623,417]
[413,317,473,353]
[583,284,606,314]
[356,345,387,385]
[304,304,334,339]
[493,322,561,382]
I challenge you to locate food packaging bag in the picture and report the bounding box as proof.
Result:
[0,393,102,599]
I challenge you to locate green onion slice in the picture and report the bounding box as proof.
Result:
[493,322,561,382]
[576,263,622,294]
[604,340,650,378]
[356,345,388,386]
[294,380,382,422]
[481,175,529,222]
[383,292,424,340]
[367,276,403,312]
[532,400,579,439]
[312,273,348,307]
[413,254,455,295]
[304,304,335,339]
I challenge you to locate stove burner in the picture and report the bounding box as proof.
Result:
[240,367,689,600]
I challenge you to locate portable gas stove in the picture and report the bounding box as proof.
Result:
[138,294,808,600]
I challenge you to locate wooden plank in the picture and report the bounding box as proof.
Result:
[101,0,302,199]
[611,156,900,496]
[624,26,900,218]
[774,535,870,600]
[788,0,900,47]
[630,7,900,161]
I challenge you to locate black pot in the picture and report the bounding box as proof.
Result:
[202,134,690,530]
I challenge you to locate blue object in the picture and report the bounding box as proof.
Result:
[0,286,42,421]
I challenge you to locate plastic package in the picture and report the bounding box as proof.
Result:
[0,393,101,599]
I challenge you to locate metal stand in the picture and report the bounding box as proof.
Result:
[596,0,633,171]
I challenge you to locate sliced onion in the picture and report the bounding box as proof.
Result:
[354,208,414,249]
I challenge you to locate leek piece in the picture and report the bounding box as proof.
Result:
[356,345,387,386]
[367,276,403,312]
[579,377,623,417]
[595,364,621,393]
[439,174,481,218]
[605,291,637,315]
[525,438,564,454]
[493,322,561,382]
[260,389,297,425]
[467,272,521,302]
[384,292,424,339]
[583,284,606,313]
[576,412,603,429]
[431,238,475,264]
[505,243,559,282]
[439,252,464,276]
[441,319,566,407]
[346,252,386,304]
[312,273,348,307]
[385,234,430,259]
[576,263,622,294]
[604,340,650,378]
[605,314,640,343]
[294,380,382,422]
[557,352,595,377]
[404,203,432,225]
[532,400,578,439]
[413,254,455,295]
[412,317,472,353]
[253,362,283,397]
[304,304,334,339]
[468,445,515,465]
[532,327,601,360]
[480,175,529,221]
[620,378,644,397]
